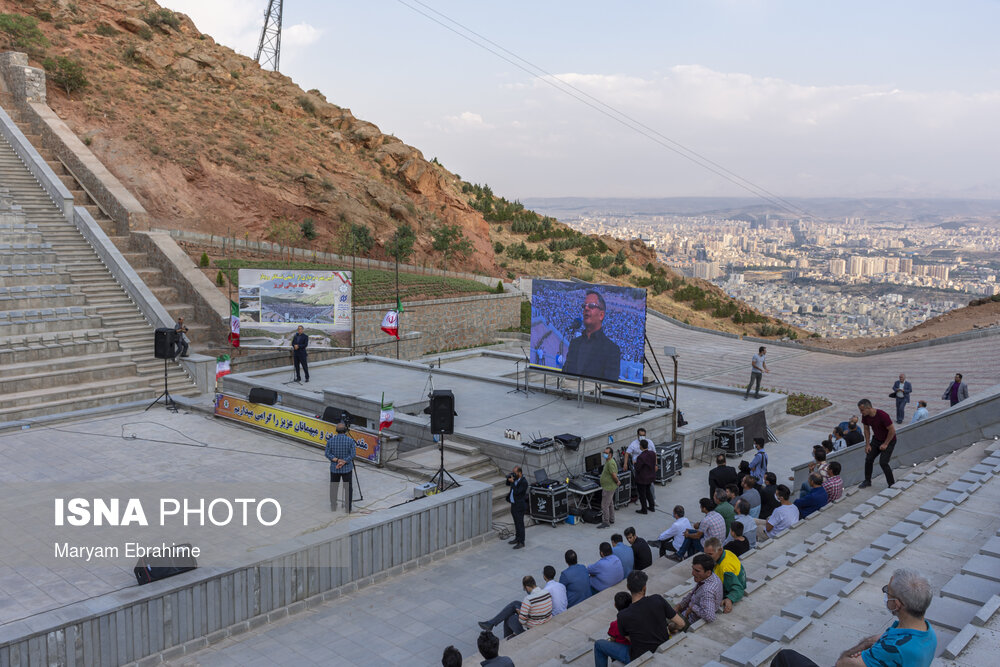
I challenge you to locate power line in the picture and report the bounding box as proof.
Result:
[393,0,814,220]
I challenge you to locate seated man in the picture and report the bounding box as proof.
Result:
[843,418,865,447]
[675,553,724,624]
[624,526,653,571]
[652,505,692,558]
[610,533,634,577]
[542,565,568,616]
[559,549,592,608]
[441,645,462,667]
[603,591,633,648]
[823,461,844,502]
[674,498,726,561]
[740,474,762,518]
[759,472,781,520]
[770,569,936,667]
[477,631,514,667]
[478,575,552,639]
[755,484,799,542]
[594,570,686,666]
[731,499,758,550]
[831,427,848,451]
[714,487,736,535]
[703,537,746,613]
[794,473,829,519]
[725,521,751,557]
[588,542,625,593]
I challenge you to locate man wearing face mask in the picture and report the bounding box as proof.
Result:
[597,446,620,529]
[769,568,937,667]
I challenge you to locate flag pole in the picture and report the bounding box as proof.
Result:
[395,254,400,360]
[351,232,356,356]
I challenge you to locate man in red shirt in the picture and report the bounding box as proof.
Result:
[858,398,897,489]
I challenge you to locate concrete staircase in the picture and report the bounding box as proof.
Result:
[0,133,198,423]
[491,440,1000,667]
[1,103,211,350]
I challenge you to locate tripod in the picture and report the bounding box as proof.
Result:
[283,349,301,386]
[506,347,533,396]
[429,433,460,493]
[145,357,178,412]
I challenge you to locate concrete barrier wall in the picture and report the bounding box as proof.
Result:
[0,102,73,218]
[793,384,1000,489]
[0,480,492,666]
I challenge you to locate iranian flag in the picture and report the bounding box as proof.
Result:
[379,393,394,432]
[215,354,231,380]
[228,300,240,347]
[381,296,403,339]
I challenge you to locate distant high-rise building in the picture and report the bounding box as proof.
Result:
[829,258,846,276]
[848,256,864,276]
[899,258,913,273]
[693,262,721,280]
[884,257,900,273]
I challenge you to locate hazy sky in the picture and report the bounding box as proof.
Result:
[160,1,1000,200]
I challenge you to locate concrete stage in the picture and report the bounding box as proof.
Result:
[0,407,492,664]
[220,345,787,475]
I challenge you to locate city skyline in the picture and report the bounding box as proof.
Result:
[160,1,1000,201]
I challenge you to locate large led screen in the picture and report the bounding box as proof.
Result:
[530,279,647,384]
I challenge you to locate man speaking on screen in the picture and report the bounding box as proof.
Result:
[562,290,622,382]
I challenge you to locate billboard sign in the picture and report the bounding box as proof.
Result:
[237,269,352,348]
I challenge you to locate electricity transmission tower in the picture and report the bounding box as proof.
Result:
[255,0,283,72]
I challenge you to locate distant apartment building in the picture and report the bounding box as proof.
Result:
[829,258,846,276]
[848,255,865,276]
[693,261,721,280]
[899,258,914,273]
[884,257,900,273]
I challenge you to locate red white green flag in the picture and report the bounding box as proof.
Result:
[215,354,231,380]
[380,310,399,339]
[379,393,394,432]
[228,300,240,347]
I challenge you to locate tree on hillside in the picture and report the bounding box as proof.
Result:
[341,223,374,256]
[431,224,473,263]
[386,223,416,263]
[266,217,302,263]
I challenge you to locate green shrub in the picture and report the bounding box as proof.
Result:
[493,241,504,254]
[300,218,317,241]
[199,252,210,267]
[42,56,89,97]
[216,270,225,286]
[343,223,374,255]
[495,280,504,294]
[137,26,153,41]
[142,9,180,31]
[94,23,118,37]
[296,96,316,115]
[0,13,49,52]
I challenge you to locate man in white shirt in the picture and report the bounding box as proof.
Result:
[652,505,692,558]
[754,484,799,542]
[625,427,657,465]
[541,565,568,616]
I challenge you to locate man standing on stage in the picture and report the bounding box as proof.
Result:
[858,398,897,489]
[506,466,528,549]
[744,346,768,399]
[325,422,356,513]
[597,446,620,529]
[291,325,310,383]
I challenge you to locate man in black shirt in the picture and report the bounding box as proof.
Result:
[708,454,738,500]
[624,527,652,571]
[291,325,309,382]
[594,570,686,665]
[562,290,621,383]
[758,472,781,521]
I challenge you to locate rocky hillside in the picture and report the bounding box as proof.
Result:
[0,0,498,273]
[0,0,804,340]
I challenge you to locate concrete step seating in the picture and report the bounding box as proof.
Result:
[0,124,199,422]
[497,442,999,667]
[736,444,1000,667]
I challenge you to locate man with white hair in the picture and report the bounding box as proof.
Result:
[770,568,937,667]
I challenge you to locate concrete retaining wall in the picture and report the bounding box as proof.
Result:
[793,384,1000,489]
[0,479,492,666]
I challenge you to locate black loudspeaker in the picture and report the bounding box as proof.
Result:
[133,543,197,585]
[554,433,581,451]
[154,328,177,359]
[248,387,278,405]
[322,406,353,425]
[426,389,455,434]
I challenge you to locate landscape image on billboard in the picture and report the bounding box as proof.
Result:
[237,269,353,348]
[530,279,647,384]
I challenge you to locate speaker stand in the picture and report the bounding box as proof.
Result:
[145,357,178,412]
[429,433,460,493]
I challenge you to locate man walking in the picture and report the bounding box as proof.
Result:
[744,346,768,399]
[325,422,356,513]
[173,316,190,359]
[291,325,310,382]
[506,466,528,549]
[597,446,619,529]
[942,373,969,406]
[858,398,897,489]
[891,373,912,424]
